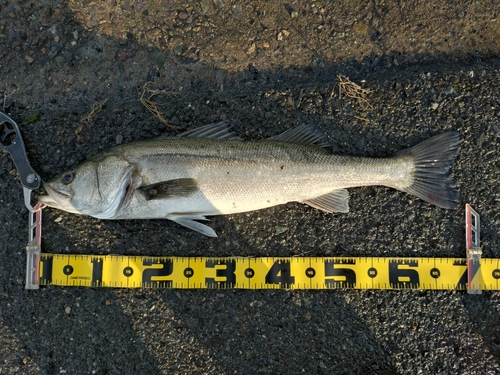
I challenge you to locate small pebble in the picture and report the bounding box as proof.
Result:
[275,225,288,235]
[246,43,256,54]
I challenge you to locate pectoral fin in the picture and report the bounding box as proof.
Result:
[139,178,198,201]
[167,213,217,237]
[304,189,349,213]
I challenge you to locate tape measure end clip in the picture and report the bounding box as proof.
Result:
[465,204,482,295]
[25,203,42,290]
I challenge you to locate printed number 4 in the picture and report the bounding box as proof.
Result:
[265,261,295,286]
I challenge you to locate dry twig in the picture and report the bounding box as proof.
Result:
[76,100,107,142]
[331,75,373,110]
[81,100,108,125]
[140,82,180,130]
[2,89,18,112]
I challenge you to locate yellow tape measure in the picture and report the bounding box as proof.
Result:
[34,254,499,290]
[25,204,492,291]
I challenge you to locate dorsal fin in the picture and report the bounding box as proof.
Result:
[178,122,241,140]
[267,124,331,149]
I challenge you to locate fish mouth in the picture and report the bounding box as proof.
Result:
[38,193,58,206]
[38,185,76,211]
[38,185,59,207]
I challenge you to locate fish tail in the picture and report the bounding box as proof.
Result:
[397,131,460,209]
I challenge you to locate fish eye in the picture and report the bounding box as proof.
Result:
[62,171,75,184]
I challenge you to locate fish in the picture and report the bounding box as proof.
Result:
[38,123,460,237]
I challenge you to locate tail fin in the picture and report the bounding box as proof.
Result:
[398,131,460,209]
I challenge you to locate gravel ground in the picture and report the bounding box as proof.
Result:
[1,1,500,374]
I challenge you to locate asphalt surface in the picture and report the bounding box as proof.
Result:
[1,1,500,374]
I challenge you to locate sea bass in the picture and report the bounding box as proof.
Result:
[39,123,460,237]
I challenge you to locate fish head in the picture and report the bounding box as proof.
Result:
[39,154,138,219]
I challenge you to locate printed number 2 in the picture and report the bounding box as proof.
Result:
[142,259,173,288]
[265,260,295,287]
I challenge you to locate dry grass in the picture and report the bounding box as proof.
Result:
[81,100,107,124]
[76,100,107,142]
[331,75,373,110]
[140,82,180,130]
[2,89,17,112]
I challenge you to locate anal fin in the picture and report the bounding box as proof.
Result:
[303,189,349,213]
[167,213,218,237]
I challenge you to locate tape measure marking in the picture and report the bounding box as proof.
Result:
[26,204,497,291]
[36,255,500,290]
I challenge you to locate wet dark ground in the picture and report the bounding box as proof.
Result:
[1,1,500,374]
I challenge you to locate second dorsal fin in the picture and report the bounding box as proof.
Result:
[267,124,331,149]
[178,122,241,140]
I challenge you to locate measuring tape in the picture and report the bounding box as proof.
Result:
[25,204,492,292]
[32,254,498,290]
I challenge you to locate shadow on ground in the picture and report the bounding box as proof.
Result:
[1,1,500,374]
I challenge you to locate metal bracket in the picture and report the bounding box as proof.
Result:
[465,204,482,294]
[25,202,42,290]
